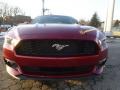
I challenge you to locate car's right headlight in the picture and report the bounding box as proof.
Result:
[5,37,13,45]
[4,36,20,50]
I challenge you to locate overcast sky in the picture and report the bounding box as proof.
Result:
[1,0,120,21]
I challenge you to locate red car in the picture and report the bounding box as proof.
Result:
[3,15,108,80]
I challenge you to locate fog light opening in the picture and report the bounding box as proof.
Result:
[4,58,18,69]
[98,58,107,67]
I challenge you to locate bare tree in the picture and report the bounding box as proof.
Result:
[0,9,2,17]
[0,2,24,17]
[13,7,21,16]
[0,2,26,25]
[0,2,3,17]
[8,7,14,16]
[0,3,9,17]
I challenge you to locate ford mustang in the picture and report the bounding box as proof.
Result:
[3,15,108,80]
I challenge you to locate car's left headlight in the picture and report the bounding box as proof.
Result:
[98,39,107,51]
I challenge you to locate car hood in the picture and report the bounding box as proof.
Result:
[10,24,99,40]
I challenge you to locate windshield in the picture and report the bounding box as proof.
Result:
[32,15,78,24]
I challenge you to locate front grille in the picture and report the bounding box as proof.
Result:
[22,66,94,75]
[15,40,99,57]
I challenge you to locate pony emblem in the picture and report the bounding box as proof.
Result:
[52,44,69,51]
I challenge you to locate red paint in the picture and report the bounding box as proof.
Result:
[3,24,108,79]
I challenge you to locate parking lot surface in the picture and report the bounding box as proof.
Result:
[0,38,120,90]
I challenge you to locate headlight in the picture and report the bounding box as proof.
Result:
[5,37,13,45]
[4,36,19,47]
[99,39,106,46]
[99,39,107,50]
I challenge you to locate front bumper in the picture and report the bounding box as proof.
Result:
[3,48,108,79]
[6,65,95,80]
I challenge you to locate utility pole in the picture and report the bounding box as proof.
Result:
[104,0,115,36]
[42,0,45,15]
[42,0,50,15]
